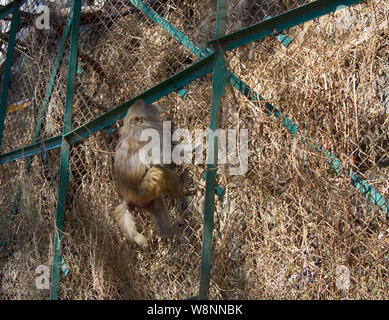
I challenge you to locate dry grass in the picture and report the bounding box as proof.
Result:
[0,0,388,299]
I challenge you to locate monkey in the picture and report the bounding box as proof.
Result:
[113,99,186,248]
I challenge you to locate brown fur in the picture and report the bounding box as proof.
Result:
[113,99,186,248]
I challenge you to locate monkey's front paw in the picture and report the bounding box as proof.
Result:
[158,221,186,239]
[134,234,148,248]
[180,169,189,183]
[172,221,186,234]
[178,169,189,196]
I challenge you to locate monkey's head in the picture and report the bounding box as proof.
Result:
[123,99,161,128]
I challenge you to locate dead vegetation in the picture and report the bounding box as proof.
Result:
[0,0,388,299]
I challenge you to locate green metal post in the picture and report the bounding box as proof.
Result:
[0,0,21,151]
[199,0,228,300]
[50,0,82,300]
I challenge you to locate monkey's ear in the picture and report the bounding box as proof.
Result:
[132,99,145,108]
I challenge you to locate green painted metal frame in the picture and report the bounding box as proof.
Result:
[208,0,364,51]
[0,0,21,219]
[8,7,74,216]
[0,134,62,164]
[30,8,73,147]
[0,0,387,300]
[1,0,364,161]
[198,0,229,300]
[127,1,388,300]
[0,54,214,164]
[0,0,21,151]
[231,75,389,215]
[128,0,212,59]
[64,53,215,146]
[126,0,388,216]
[49,0,82,300]
[0,0,27,20]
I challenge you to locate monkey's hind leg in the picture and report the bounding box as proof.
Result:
[138,166,187,204]
[113,201,147,248]
[151,197,185,239]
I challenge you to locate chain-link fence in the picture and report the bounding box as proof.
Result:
[0,0,388,299]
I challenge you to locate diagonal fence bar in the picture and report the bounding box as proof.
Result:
[127,0,212,59]
[0,54,215,164]
[229,75,389,216]
[208,0,364,51]
[0,0,27,20]
[0,135,63,165]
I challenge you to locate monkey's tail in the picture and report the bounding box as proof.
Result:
[113,201,147,248]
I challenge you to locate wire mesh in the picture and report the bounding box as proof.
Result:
[57,75,211,299]
[0,0,70,153]
[0,0,388,300]
[71,0,209,128]
[220,0,388,299]
[0,150,58,299]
